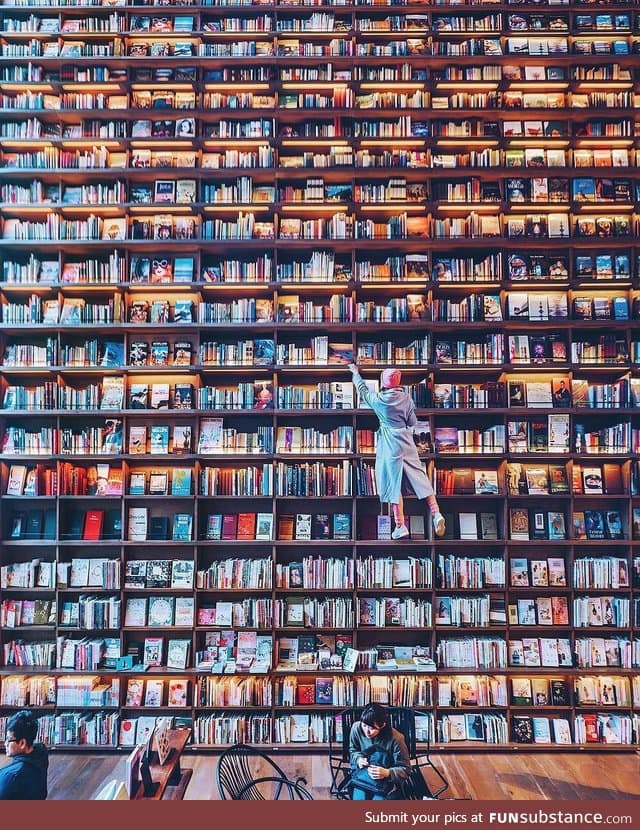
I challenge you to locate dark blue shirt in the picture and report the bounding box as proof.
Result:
[0,743,49,800]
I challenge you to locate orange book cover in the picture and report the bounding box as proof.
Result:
[278,515,295,541]
[236,512,256,540]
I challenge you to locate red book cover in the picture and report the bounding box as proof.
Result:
[236,512,256,540]
[83,509,104,541]
[296,683,316,705]
[551,595,569,625]
[221,513,238,540]
[583,713,599,743]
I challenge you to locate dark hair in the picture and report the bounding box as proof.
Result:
[360,703,391,737]
[7,710,39,745]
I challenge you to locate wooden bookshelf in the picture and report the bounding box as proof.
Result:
[1,0,640,753]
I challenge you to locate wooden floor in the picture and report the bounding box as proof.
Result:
[38,749,640,800]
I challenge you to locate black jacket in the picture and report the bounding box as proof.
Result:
[0,743,49,800]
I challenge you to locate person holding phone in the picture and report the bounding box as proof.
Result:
[348,703,410,801]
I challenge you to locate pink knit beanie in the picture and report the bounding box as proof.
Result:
[380,368,402,389]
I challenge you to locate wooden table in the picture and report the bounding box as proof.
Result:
[134,727,193,800]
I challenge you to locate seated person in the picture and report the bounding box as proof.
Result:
[0,710,48,800]
[348,703,410,800]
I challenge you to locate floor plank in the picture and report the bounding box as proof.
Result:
[27,750,640,800]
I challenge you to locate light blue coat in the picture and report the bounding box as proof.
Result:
[353,370,433,504]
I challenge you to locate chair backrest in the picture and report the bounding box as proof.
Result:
[216,743,290,800]
[337,706,417,762]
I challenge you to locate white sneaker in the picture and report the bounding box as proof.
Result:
[391,524,410,540]
[433,512,446,538]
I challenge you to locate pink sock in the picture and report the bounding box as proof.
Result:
[426,496,439,514]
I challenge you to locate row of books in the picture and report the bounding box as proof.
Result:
[5,249,640,290]
[9,373,640,415]
[509,507,625,542]
[7,9,638,32]
[1,503,636,544]
[4,552,637,594]
[3,35,639,61]
[100,594,640,632]
[2,140,638,176]
[6,289,640,326]
[4,630,640,675]
[2,113,635,143]
[3,212,638,243]
[9,504,623,544]
[7,373,640,427]
[0,667,640,708]
[2,710,638,749]
[2,59,639,86]
[7,455,640,499]
[4,175,640,209]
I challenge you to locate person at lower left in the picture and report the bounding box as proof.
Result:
[0,710,49,800]
[348,703,410,800]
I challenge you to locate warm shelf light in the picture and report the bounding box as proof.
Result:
[203,83,270,91]
[281,140,350,147]
[59,140,122,149]
[435,203,501,213]
[61,83,123,92]
[280,204,348,212]
[202,140,271,147]
[281,83,349,90]
[436,140,500,147]
[202,205,269,212]
[359,140,424,147]
[130,83,196,91]
[360,82,426,90]
[129,141,195,149]
[434,83,498,91]
[358,204,423,212]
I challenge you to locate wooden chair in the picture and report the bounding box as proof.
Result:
[216,743,314,800]
[328,706,448,800]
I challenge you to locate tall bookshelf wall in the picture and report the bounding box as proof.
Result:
[1,0,640,753]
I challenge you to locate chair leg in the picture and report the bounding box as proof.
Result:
[328,759,350,799]
[419,758,449,799]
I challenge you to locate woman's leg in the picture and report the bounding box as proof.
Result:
[391,494,410,539]
[392,493,405,528]
[426,494,446,537]
[352,787,370,800]
[426,494,440,515]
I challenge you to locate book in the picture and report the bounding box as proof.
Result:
[172,513,192,541]
[237,512,256,541]
[83,509,104,541]
[584,510,606,540]
[166,639,190,671]
[222,514,238,540]
[6,465,27,496]
[149,425,169,454]
[332,513,351,540]
[198,418,223,453]
[255,513,273,541]
[127,507,148,542]
[509,508,530,541]
[148,596,174,627]
[295,513,312,541]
